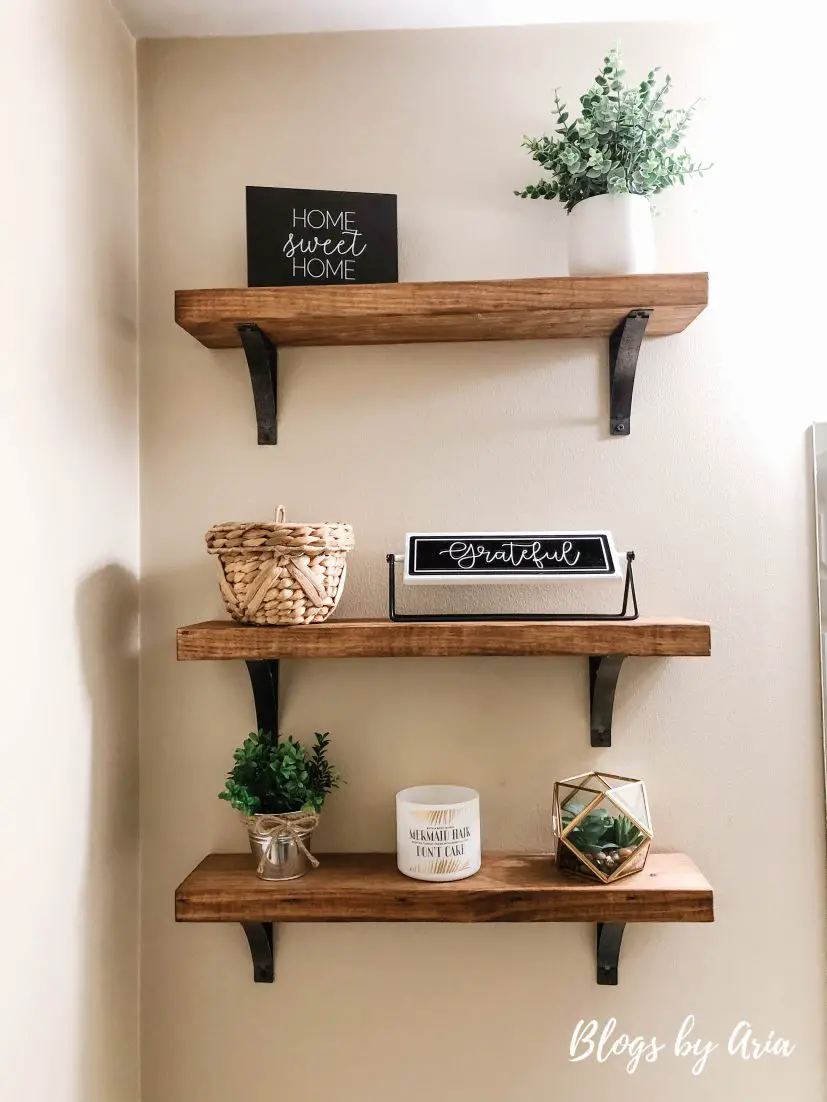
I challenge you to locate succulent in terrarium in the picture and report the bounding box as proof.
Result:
[561,805,644,871]
[553,772,652,883]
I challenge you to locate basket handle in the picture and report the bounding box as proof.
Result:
[275,505,286,524]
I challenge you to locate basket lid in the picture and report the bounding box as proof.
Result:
[205,506,354,553]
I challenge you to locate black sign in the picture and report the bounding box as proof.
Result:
[246,186,398,287]
[404,532,620,583]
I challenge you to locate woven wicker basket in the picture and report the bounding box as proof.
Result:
[206,507,354,626]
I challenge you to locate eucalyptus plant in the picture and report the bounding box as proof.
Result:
[516,47,709,212]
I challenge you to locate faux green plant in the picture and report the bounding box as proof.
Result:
[516,47,710,212]
[561,804,644,854]
[219,730,340,816]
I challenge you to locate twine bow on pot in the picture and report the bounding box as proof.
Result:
[245,811,321,874]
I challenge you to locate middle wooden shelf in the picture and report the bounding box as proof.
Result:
[177,617,711,660]
[176,617,711,747]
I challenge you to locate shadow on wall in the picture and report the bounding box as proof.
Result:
[74,565,139,1102]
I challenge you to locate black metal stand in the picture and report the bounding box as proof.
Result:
[238,324,279,445]
[241,922,277,983]
[386,551,638,624]
[245,660,279,738]
[596,922,626,985]
[609,310,650,436]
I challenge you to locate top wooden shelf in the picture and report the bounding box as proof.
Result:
[175,273,708,349]
[177,618,711,661]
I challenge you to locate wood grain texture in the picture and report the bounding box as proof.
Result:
[175,274,708,348]
[175,852,714,924]
[177,618,712,660]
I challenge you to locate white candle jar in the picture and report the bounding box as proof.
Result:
[396,785,481,882]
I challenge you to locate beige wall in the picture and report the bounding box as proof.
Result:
[139,23,826,1102]
[0,0,139,1100]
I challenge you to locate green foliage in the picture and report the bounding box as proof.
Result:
[609,814,642,849]
[561,804,644,854]
[218,730,340,816]
[516,47,710,212]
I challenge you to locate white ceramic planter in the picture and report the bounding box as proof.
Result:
[396,785,481,882]
[567,193,655,277]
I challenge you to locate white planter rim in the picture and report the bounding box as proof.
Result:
[569,192,652,212]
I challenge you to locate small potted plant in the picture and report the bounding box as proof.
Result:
[219,730,340,881]
[516,46,710,276]
[553,771,652,883]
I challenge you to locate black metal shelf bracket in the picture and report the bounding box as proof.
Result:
[237,920,622,985]
[238,323,279,445]
[588,654,627,748]
[234,310,649,443]
[245,659,280,738]
[241,922,277,983]
[608,309,651,436]
[596,921,626,985]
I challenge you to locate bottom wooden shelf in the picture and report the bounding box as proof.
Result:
[175,852,712,987]
[176,851,713,923]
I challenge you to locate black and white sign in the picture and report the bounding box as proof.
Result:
[404,531,621,584]
[246,186,398,287]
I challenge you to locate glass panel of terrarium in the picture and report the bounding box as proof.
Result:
[609,781,650,831]
[577,772,612,793]
[557,772,598,794]
[557,781,602,820]
[592,772,622,792]
[620,840,650,878]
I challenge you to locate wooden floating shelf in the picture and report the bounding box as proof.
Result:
[174,274,708,443]
[175,274,708,348]
[177,618,711,747]
[175,852,713,986]
[177,618,712,662]
[176,852,713,924]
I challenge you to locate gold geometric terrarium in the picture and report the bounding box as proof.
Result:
[552,772,652,884]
